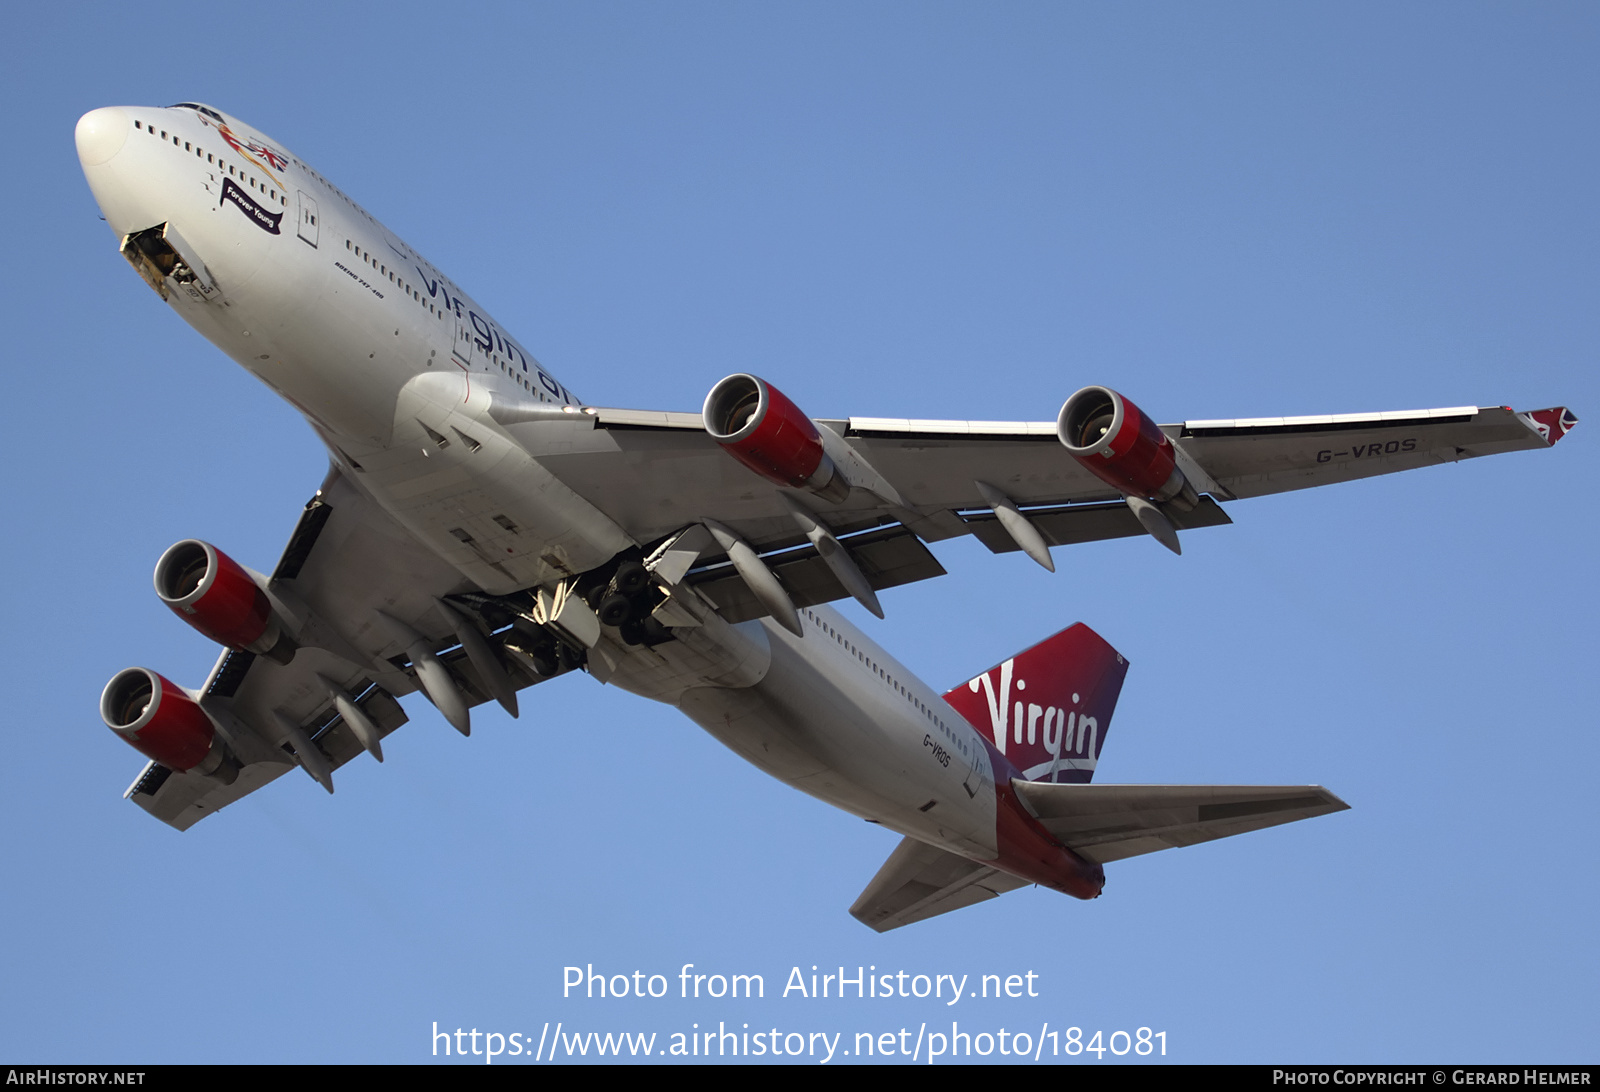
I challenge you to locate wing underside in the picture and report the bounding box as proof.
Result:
[126,467,580,830]
[121,395,1566,829]
[529,402,1566,556]
[530,401,1564,622]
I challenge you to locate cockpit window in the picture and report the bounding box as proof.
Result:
[169,103,226,124]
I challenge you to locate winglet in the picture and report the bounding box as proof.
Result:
[1520,407,1578,446]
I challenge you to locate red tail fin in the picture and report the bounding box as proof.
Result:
[942,623,1129,783]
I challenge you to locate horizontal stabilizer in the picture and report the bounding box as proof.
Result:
[850,836,1029,933]
[1011,781,1348,864]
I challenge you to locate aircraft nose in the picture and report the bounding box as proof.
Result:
[76,106,130,168]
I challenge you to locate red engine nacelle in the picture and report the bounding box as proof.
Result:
[1057,386,1194,506]
[100,667,217,772]
[703,374,849,502]
[154,540,295,663]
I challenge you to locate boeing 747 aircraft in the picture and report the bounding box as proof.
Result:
[75,102,1575,930]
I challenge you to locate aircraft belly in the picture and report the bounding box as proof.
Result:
[603,616,772,702]
[677,620,997,859]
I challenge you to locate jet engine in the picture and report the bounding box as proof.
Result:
[100,667,231,779]
[703,374,850,503]
[1057,386,1197,509]
[154,540,297,663]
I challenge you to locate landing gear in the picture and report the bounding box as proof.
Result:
[501,629,581,678]
[597,592,632,627]
[451,549,676,679]
[613,559,649,596]
[578,552,672,647]
[445,590,587,682]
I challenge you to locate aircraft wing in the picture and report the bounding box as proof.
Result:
[125,466,575,830]
[1009,782,1350,864]
[511,401,1572,622]
[124,394,1570,827]
[1169,403,1576,500]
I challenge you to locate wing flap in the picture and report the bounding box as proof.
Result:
[284,684,411,771]
[850,836,1029,933]
[689,525,945,623]
[1011,782,1349,864]
[127,680,413,830]
[964,495,1232,554]
[128,756,296,831]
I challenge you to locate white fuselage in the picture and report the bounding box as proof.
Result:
[78,103,1014,867]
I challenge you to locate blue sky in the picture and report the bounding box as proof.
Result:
[1,2,1595,1064]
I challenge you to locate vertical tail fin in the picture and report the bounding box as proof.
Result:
[941,623,1128,783]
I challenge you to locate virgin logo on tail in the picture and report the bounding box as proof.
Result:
[966,659,1100,764]
[942,623,1129,785]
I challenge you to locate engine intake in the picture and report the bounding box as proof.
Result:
[100,667,228,776]
[703,375,849,503]
[154,540,296,664]
[1057,386,1195,508]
